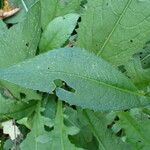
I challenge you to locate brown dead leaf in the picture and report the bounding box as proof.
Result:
[0,0,20,19]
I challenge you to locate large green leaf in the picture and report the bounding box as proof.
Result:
[83,110,131,150]
[77,0,150,65]
[0,1,41,100]
[0,48,149,111]
[0,1,41,68]
[39,13,79,52]
[40,0,82,29]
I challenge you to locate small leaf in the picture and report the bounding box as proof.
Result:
[125,56,150,89]
[0,94,37,119]
[39,13,79,52]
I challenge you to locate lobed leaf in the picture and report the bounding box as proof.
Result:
[20,102,53,150]
[116,112,150,149]
[39,101,83,150]
[83,110,132,150]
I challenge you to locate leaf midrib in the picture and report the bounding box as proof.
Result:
[0,69,142,98]
[84,111,106,150]
[97,0,132,56]
[141,53,150,62]
[44,70,141,97]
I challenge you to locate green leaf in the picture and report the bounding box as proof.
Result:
[77,0,150,65]
[39,13,79,52]
[20,102,53,150]
[136,41,150,69]
[21,100,82,150]
[116,112,150,149]
[0,1,41,100]
[38,100,83,150]
[0,80,41,101]
[64,107,98,150]
[0,1,41,68]
[42,94,57,120]
[40,0,82,29]
[0,0,4,9]
[0,94,37,120]
[125,56,150,89]
[83,110,131,150]
[0,48,149,111]
[3,139,14,150]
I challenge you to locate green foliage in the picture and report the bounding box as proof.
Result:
[115,110,150,149]
[0,1,41,100]
[37,101,83,150]
[1,48,149,111]
[40,0,82,29]
[125,56,150,89]
[83,110,131,150]
[0,0,4,9]
[77,0,150,65]
[20,102,53,150]
[0,0,150,149]
[0,94,37,120]
[0,1,40,67]
[39,13,79,52]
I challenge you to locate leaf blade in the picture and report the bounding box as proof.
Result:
[0,94,37,120]
[39,13,79,52]
[77,0,150,65]
[0,48,149,111]
[83,110,131,150]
